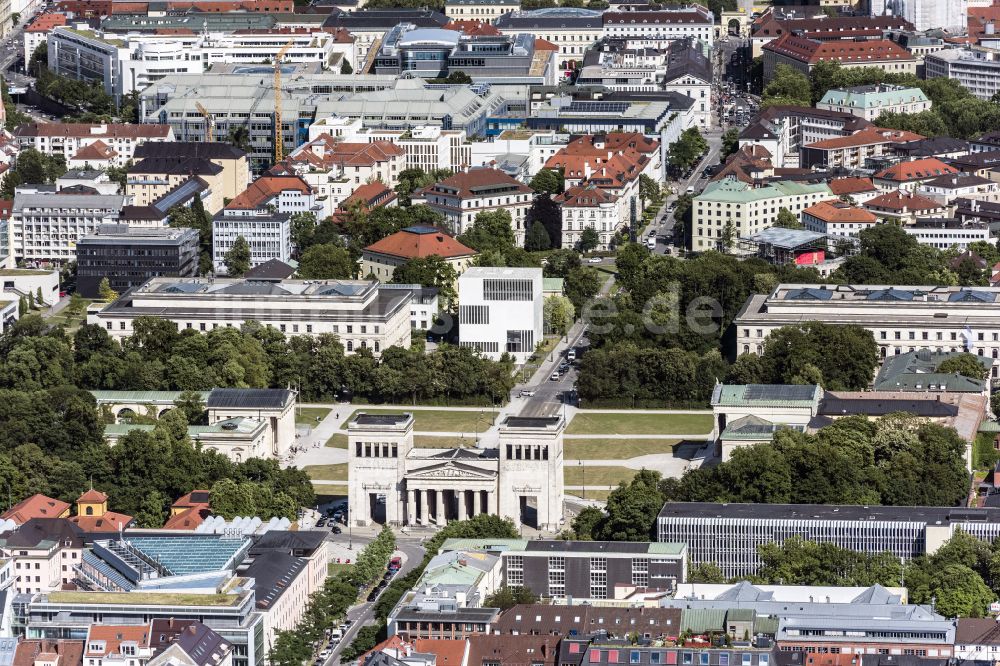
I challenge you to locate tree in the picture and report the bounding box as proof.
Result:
[290,211,318,257]
[17,296,26,317]
[529,168,563,195]
[445,70,472,84]
[340,59,353,75]
[668,127,708,174]
[721,128,740,160]
[579,227,599,253]
[98,278,118,302]
[639,174,662,205]
[570,506,604,540]
[689,562,727,583]
[226,125,252,154]
[524,221,552,251]
[223,236,251,277]
[458,210,516,253]
[543,295,575,335]
[527,194,562,248]
[564,266,601,310]
[174,390,207,425]
[483,585,538,610]
[297,243,355,279]
[773,207,802,230]
[391,255,459,307]
[759,322,879,391]
[928,564,994,618]
[937,354,989,381]
[762,64,812,108]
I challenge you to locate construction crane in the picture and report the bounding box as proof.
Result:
[195,101,214,143]
[273,39,294,164]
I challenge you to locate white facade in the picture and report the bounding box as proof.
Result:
[469,130,568,175]
[0,269,60,307]
[444,0,519,23]
[345,126,472,174]
[14,123,174,169]
[602,8,714,44]
[870,0,967,33]
[348,412,564,532]
[457,267,543,364]
[87,277,412,353]
[10,189,126,263]
[902,223,991,250]
[735,283,1000,364]
[817,85,932,121]
[925,48,1000,101]
[212,213,292,275]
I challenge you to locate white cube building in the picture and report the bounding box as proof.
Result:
[458,267,543,364]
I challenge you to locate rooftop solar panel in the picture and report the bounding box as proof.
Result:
[742,384,817,402]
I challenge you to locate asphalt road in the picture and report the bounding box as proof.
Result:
[322,535,426,665]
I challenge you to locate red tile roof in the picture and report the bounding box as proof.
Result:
[874,157,958,182]
[764,33,915,64]
[70,511,134,532]
[444,19,500,36]
[425,168,534,199]
[865,190,944,211]
[289,138,403,170]
[806,127,924,150]
[804,199,878,223]
[14,641,83,666]
[226,175,312,210]
[78,488,108,503]
[72,140,118,161]
[13,123,171,139]
[1,494,70,525]
[340,182,397,211]
[561,132,659,157]
[829,177,877,195]
[163,506,210,530]
[554,183,618,207]
[25,12,67,32]
[365,226,476,260]
[534,37,559,51]
[85,626,152,657]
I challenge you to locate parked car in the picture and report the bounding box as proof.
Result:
[330,525,341,534]
[586,257,602,264]
[519,389,536,398]
[366,589,379,602]
[550,372,560,381]
[389,557,402,571]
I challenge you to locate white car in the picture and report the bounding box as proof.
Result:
[587,257,603,264]
[520,389,536,397]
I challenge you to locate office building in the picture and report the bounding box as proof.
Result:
[131,142,249,209]
[438,538,688,599]
[735,284,1000,371]
[373,25,557,85]
[76,226,199,299]
[347,412,564,531]
[817,85,931,121]
[10,190,126,263]
[457,267,543,363]
[801,200,878,238]
[926,48,1000,100]
[88,277,411,351]
[799,127,923,170]
[902,219,991,251]
[692,177,832,251]
[321,8,448,65]
[658,502,1000,578]
[750,14,915,57]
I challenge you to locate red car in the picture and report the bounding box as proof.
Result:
[388,557,402,572]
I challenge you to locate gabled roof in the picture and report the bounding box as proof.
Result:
[85,625,152,657]
[78,488,108,503]
[763,33,914,64]
[1,494,70,525]
[803,199,877,224]
[13,641,83,666]
[829,177,876,196]
[443,19,500,36]
[425,168,533,199]
[865,190,943,211]
[364,226,477,260]
[133,141,246,161]
[874,157,957,182]
[805,127,923,150]
[225,175,311,210]
[72,140,118,161]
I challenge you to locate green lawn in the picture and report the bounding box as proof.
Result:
[313,483,347,498]
[567,489,611,502]
[305,463,348,481]
[567,412,713,435]
[414,435,474,448]
[565,438,678,459]
[564,465,636,487]
[325,433,348,448]
[297,407,331,426]
[348,408,497,433]
[46,299,95,334]
[328,563,353,576]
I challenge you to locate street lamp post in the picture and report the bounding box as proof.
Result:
[580,460,585,501]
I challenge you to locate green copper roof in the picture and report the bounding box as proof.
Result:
[696,178,831,204]
[819,85,929,110]
[711,384,822,408]
[92,390,210,403]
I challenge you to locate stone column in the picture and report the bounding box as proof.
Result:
[486,491,496,516]
[419,489,429,525]
[406,490,416,526]
[457,490,467,521]
[436,490,447,526]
